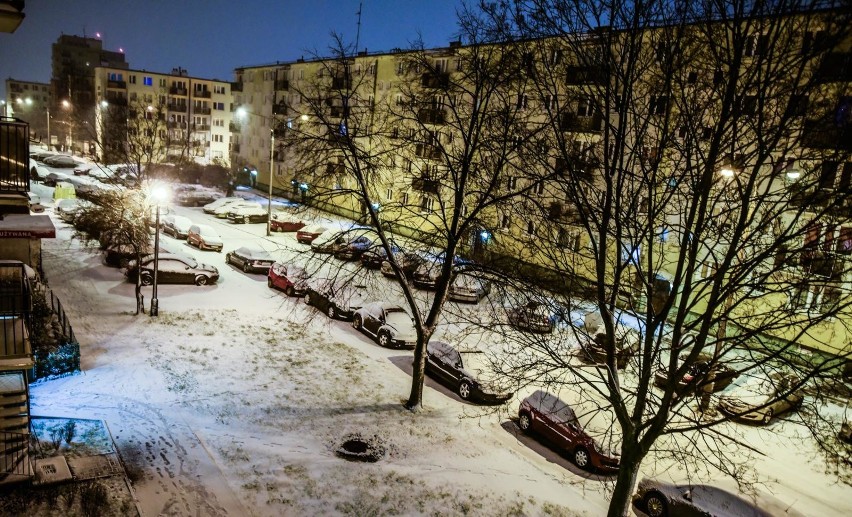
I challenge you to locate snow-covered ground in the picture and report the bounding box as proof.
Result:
[25,182,852,516]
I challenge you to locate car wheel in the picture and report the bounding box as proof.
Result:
[352,314,363,330]
[195,275,208,286]
[378,331,391,348]
[242,216,249,224]
[643,491,668,517]
[458,380,472,400]
[518,412,532,432]
[304,293,312,306]
[762,409,773,425]
[225,254,232,265]
[243,262,250,273]
[267,278,273,288]
[140,273,153,286]
[327,305,337,319]
[574,447,591,469]
[285,285,295,296]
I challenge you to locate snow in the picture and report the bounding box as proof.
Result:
[24,191,852,516]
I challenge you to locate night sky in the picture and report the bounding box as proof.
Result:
[1,0,465,96]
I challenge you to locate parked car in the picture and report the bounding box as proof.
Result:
[448,273,491,303]
[310,231,344,253]
[632,478,778,517]
[577,312,641,369]
[506,300,556,334]
[227,202,268,224]
[270,213,306,232]
[653,352,740,395]
[412,254,472,289]
[225,246,275,273]
[425,341,512,402]
[27,192,45,213]
[73,165,91,176]
[296,224,330,244]
[380,249,427,280]
[55,198,89,222]
[718,371,804,425]
[42,172,66,187]
[352,302,417,349]
[518,390,620,473]
[187,224,224,252]
[32,151,58,163]
[161,215,193,239]
[303,279,368,320]
[202,197,242,214]
[42,154,82,168]
[267,262,307,296]
[333,232,375,260]
[360,243,401,269]
[125,253,219,286]
[214,200,258,219]
[175,188,221,207]
[29,159,45,181]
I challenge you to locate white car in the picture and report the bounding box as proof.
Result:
[213,200,258,219]
[55,198,91,222]
[162,215,193,239]
[352,302,417,349]
[227,202,268,223]
[203,197,243,214]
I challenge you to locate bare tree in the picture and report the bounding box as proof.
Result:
[457,0,852,514]
[70,189,153,314]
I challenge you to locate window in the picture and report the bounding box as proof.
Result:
[526,221,536,235]
[543,94,557,111]
[129,75,136,84]
[505,176,518,190]
[550,49,562,66]
[143,76,153,86]
[385,188,393,201]
[620,243,641,265]
[650,95,668,115]
[686,71,698,84]
[499,213,511,230]
[213,102,225,110]
[213,118,224,127]
[214,85,225,94]
[516,94,528,110]
[212,134,223,143]
[837,227,852,254]
[557,229,581,251]
[395,94,404,106]
[740,95,758,116]
[801,30,827,55]
[745,33,769,57]
[790,284,841,314]
[577,97,595,117]
[401,192,409,205]
[533,181,545,195]
[159,78,166,87]
[397,61,405,75]
[420,196,435,213]
[434,59,448,72]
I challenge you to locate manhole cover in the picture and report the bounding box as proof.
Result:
[335,435,386,462]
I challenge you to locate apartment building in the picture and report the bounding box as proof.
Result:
[93,67,233,166]
[3,79,50,142]
[231,10,851,357]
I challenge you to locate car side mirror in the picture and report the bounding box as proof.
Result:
[682,490,692,501]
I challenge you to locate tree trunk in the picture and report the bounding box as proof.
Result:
[406,335,428,410]
[135,280,144,315]
[607,446,644,517]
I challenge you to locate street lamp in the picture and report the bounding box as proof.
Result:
[149,183,171,317]
[236,107,281,236]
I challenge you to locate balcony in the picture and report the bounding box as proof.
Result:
[0,118,29,193]
[194,90,211,99]
[417,107,446,125]
[272,103,288,115]
[230,82,243,92]
[232,143,241,153]
[565,65,606,85]
[814,53,852,83]
[0,262,32,362]
[415,144,441,160]
[275,79,289,91]
[330,106,349,118]
[799,251,843,279]
[193,124,211,132]
[560,112,603,133]
[106,97,128,107]
[193,107,212,115]
[412,177,439,194]
[325,163,345,175]
[167,104,187,113]
[421,72,450,89]
[331,76,352,90]
[229,122,241,133]
[801,119,852,151]
[170,87,188,96]
[107,80,126,89]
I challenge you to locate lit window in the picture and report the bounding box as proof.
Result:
[143,76,153,86]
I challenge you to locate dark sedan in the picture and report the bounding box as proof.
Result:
[653,353,740,395]
[506,301,556,334]
[633,478,777,517]
[303,279,368,320]
[718,371,804,425]
[518,390,620,473]
[225,246,275,273]
[125,253,219,286]
[425,341,512,403]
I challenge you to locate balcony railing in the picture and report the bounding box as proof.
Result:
[275,79,289,91]
[565,65,606,85]
[193,124,211,132]
[331,76,352,90]
[0,118,29,193]
[801,119,852,151]
[0,262,32,360]
[229,123,241,133]
[421,72,450,89]
[167,104,187,112]
[412,177,439,193]
[193,90,212,99]
[560,112,603,133]
[232,143,241,153]
[170,87,188,96]
[415,144,441,160]
[193,107,211,115]
[417,108,446,125]
[230,82,243,92]
[814,53,852,83]
[107,80,126,89]
[272,103,288,115]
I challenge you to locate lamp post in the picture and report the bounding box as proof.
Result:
[268,126,274,236]
[149,183,171,317]
[62,100,73,153]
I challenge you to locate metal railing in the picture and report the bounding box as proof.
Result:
[0,430,31,483]
[45,289,75,344]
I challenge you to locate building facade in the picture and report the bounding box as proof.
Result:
[4,79,50,142]
[93,67,233,166]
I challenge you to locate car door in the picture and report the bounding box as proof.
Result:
[362,304,383,336]
[156,259,181,283]
[231,251,246,269]
[429,343,460,385]
[533,395,564,444]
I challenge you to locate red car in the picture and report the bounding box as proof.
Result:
[270,213,306,232]
[296,224,330,244]
[518,390,620,473]
[267,262,307,296]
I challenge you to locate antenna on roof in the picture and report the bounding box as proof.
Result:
[354,2,363,55]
